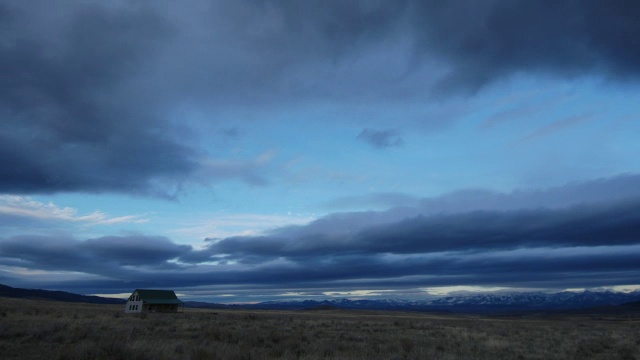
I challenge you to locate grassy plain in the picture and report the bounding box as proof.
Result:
[0,297,639,359]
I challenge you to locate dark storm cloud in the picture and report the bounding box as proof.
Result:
[0,0,196,195]
[189,197,640,261]
[408,0,640,91]
[81,235,191,266]
[257,0,640,91]
[357,128,403,148]
[0,234,190,274]
[7,243,639,294]
[2,0,639,195]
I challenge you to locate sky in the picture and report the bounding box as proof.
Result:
[1,0,640,302]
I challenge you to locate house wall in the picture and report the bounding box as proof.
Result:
[124,291,143,313]
[146,303,179,313]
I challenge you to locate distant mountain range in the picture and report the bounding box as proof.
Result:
[2,283,639,313]
[247,291,640,313]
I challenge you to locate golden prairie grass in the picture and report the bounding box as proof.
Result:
[0,297,639,359]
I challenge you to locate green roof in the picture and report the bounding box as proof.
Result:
[133,289,183,304]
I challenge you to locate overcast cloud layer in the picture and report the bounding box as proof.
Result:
[1,0,640,300]
[2,0,640,195]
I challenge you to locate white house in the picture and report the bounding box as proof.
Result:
[124,289,182,313]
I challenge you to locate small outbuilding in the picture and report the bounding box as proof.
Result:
[124,289,182,313]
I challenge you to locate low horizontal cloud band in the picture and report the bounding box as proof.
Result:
[2,190,639,293]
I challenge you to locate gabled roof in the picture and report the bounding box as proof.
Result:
[133,289,182,304]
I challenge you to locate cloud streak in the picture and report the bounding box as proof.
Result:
[0,196,148,231]
[516,113,596,144]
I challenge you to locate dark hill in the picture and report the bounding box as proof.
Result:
[620,300,640,308]
[0,283,125,305]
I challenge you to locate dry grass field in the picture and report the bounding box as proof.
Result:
[1,297,639,360]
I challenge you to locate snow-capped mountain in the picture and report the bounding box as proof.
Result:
[253,291,640,312]
[427,291,640,308]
